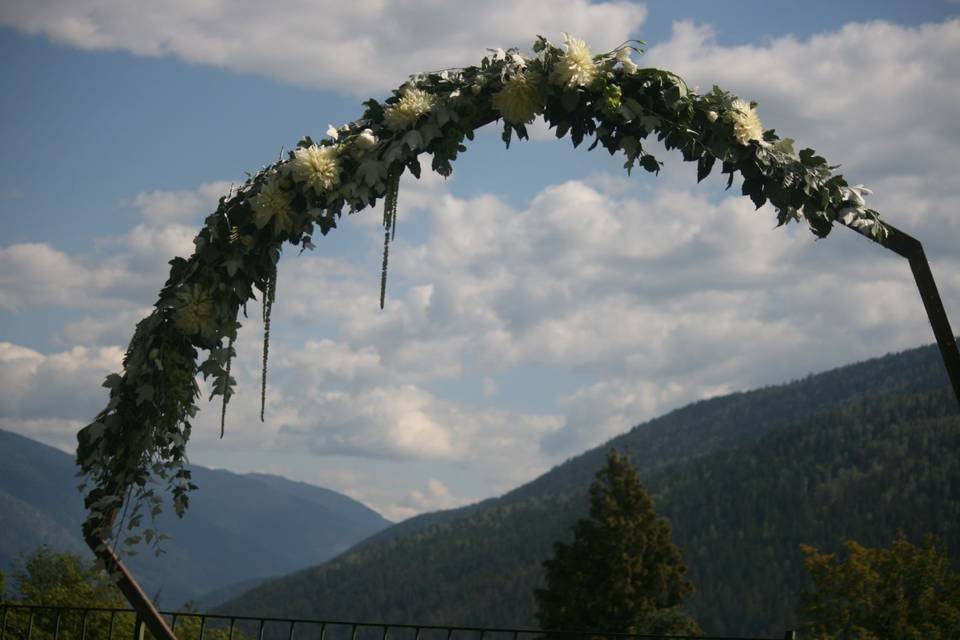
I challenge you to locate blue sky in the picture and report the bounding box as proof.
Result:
[1,0,959,521]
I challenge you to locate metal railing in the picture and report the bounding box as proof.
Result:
[0,605,796,640]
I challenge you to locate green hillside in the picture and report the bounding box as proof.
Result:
[219,342,960,636]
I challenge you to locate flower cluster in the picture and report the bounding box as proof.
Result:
[492,71,543,124]
[384,87,437,130]
[173,284,216,341]
[290,144,340,193]
[727,98,764,145]
[250,174,295,233]
[551,34,597,88]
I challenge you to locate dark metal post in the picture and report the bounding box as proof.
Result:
[85,530,177,640]
[846,221,960,407]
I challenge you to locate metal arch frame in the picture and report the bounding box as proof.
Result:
[847,220,960,406]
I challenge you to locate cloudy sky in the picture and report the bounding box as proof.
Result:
[1,0,958,521]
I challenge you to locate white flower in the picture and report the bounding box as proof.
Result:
[492,71,544,124]
[290,144,340,193]
[551,34,597,88]
[174,285,216,340]
[355,128,378,152]
[250,174,295,233]
[727,98,764,145]
[383,87,437,130]
[706,110,719,123]
[615,47,638,75]
[510,53,527,68]
[326,124,339,141]
[839,184,872,209]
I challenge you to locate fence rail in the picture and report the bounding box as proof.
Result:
[0,605,795,640]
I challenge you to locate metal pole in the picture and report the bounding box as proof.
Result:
[85,530,177,640]
[846,220,960,407]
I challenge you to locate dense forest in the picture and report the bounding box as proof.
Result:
[220,342,960,636]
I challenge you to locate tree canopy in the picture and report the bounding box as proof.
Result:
[534,449,699,635]
[798,531,960,638]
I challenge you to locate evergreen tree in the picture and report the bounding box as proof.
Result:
[799,531,960,638]
[534,450,699,635]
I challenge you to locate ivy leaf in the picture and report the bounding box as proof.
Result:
[697,155,716,183]
[136,384,154,406]
[561,91,580,112]
[403,130,424,151]
[102,373,123,389]
[640,154,661,174]
[224,257,243,277]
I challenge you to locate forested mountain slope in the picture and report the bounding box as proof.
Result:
[220,342,960,636]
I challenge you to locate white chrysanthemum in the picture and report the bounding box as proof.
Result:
[174,284,216,340]
[727,98,764,145]
[250,176,295,233]
[551,34,597,88]
[706,110,718,123]
[290,144,340,193]
[383,87,437,130]
[492,71,543,124]
[355,128,378,151]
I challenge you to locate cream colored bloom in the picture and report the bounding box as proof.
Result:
[492,71,543,124]
[355,128,378,151]
[727,98,764,145]
[326,124,339,140]
[383,87,437,130]
[706,110,719,123]
[290,144,340,193]
[174,285,216,340]
[615,47,638,75]
[551,34,597,88]
[839,184,872,208]
[250,175,295,233]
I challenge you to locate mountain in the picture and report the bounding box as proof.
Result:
[218,341,960,636]
[0,429,391,607]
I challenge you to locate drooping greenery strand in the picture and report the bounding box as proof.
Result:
[260,267,276,423]
[380,164,401,309]
[75,33,888,553]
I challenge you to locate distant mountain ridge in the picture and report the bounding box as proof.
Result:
[0,429,391,607]
[219,341,960,636]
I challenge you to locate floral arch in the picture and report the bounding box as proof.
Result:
[74,34,960,631]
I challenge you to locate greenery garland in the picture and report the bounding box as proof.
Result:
[75,34,887,554]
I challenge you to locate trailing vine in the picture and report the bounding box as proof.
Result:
[75,34,887,555]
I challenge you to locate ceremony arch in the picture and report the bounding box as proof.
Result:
[73,36,960,637]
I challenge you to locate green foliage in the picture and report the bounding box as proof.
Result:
[534,450,699,635]
[11,545,125,607]
[75,33,889,556]
[798,532,960,639]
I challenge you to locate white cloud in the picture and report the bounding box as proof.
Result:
[0,181,229,312]
[0,0,646,95]
[0,342,123,444]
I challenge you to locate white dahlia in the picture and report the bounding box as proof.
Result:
[727,98,764,145]
[290,144,340,193]
[174,284,216,340]
[492,71,543,124]
[250,175,295,233]
[383,87,437,130]
[551,34,597,88]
